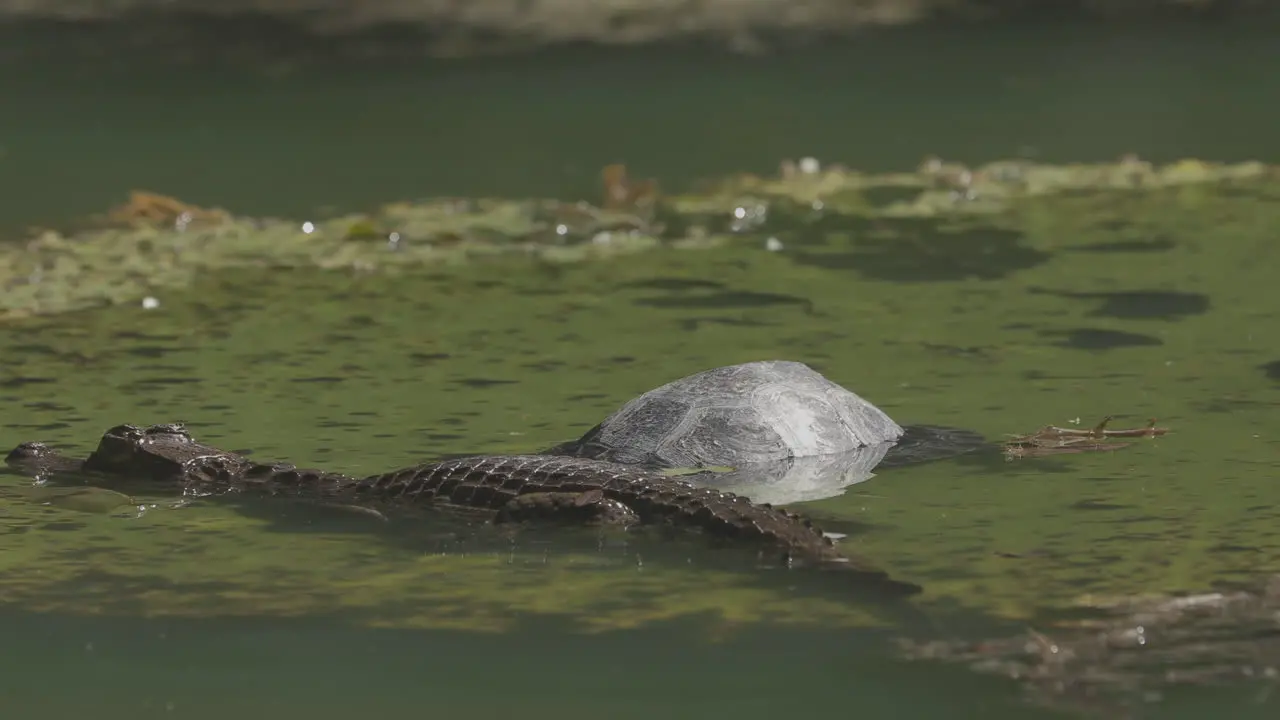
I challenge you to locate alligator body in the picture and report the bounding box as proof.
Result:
[6,423,921,596]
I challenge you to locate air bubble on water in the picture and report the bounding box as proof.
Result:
[301,221,315,234]
[141,296,160,310]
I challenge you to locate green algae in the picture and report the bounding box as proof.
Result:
[1,156,1278,633]
[0,196,687,322]
[1,157,1271,321]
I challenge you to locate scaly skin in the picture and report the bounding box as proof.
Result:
[6,423,921,595]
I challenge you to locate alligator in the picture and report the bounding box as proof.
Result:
[3,360,1163,597]
[6,422,924,596]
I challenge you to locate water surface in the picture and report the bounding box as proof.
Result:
[2,17,1279,719]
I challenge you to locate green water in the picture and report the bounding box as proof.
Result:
[2,17,1280,719]
[2,17,1279,230]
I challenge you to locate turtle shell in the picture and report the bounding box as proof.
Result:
[557,361,904,468]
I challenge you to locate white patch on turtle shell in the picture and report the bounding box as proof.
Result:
[752,383,833,456]
[750,363,903,455]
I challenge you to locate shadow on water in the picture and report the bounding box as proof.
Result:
[1262,360,1280,381]
[789,216,1053,282]
[1069,237,1180,254]
[1026,288,1211,320]
[1037,327,1165,350]
[631,290,815,311]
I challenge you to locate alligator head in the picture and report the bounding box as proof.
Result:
[82,423,248,484]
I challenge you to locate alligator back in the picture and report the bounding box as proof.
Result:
[354,454,847,561]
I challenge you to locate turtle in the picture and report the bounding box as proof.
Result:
[544,360,986,504]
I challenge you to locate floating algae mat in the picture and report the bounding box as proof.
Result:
[0,157,1274,321]
[1,155,1279,633]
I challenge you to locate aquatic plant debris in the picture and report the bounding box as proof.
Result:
[0,156,1273,321]
[105,190,231,229]
[1003,416,1168,459]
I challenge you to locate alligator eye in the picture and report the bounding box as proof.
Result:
[5,442,50,463]
[103,424,139,440]
[148,423,188,440]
